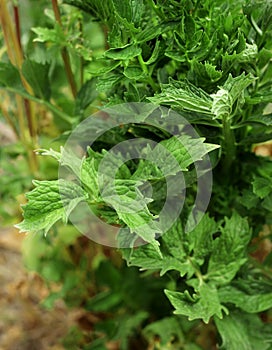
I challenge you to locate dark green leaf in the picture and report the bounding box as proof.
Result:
[104,44,142,60]
[218,285,272,313]
[22,59,51,100]
[165,283,227,323]
[215,311,272,350]
[207,213,251,285]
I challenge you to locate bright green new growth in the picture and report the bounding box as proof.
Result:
[10,0,272,348]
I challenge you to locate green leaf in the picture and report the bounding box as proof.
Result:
[136,25,163,43]
[123,219,194,277]
[165,283,227,324]
[86,290,122,311]
[113,311,149,350]
[188,215,218,262]
[0,61,24,91]
[222,72,256,105]
[74,79,98,115]
[246,90,272,105]
[87,59,121,76]
[215,311,272,350]
[143,317,184,346]
[32,25,66,45]
[22,59,51,100]
[262,193,272,211]
[123,65,144,80]
[211,88,232,119]
[144,40,162,65]
[188,60,223,86]
[80,152,102,201]
[252,176,272,199]
[240,114,272,126]
[149,78,213,115]
[238,189,259,209]
[218,285,272,313]
[112,0,144,25]
[104,44,142,60]
[96,73,123,93]
[0,63,73,124]
[64,0,114,23]
[207,213,252,285]
[155,135,219,173]
[16,180,86,234]
[38,147,82,178]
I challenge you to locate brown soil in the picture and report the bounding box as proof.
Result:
[0,227,81,350]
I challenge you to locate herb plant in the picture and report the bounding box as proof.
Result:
[4,0,272,348]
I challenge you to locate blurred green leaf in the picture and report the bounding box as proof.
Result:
[22,58,51,100]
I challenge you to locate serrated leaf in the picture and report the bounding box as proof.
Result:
[96,73,123,93]
[104,44,142,60]
[188,215,218,262]
[149,78,213,115]
[123,219,194,277]
[154,134,219,173]
[211,89,232,119]
[38,147,82,178]
[218,285,272,313]
[32,25,66,45]
[123,65,144,80]
[215,311,272,350]
[222,72,255,105]
[207,213,252,285]
[112,0,144,25]
[165,283,227,324]
[16,180,86,234]
[188,60,222,88]
[252,176,272,199]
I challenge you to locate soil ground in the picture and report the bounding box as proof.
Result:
[0,226,80,350]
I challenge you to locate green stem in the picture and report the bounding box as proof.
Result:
[221,113,236,175]
[0,87,74,124]
[188,257,204,285]
[138,54,158,92]
[79,19,84,87]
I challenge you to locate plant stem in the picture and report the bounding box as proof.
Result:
[52,0,77,98]
[138,54,158,92]
[0,86,74,124]
[79,18,84,87]
[0,0,38,173]
[13,5,22,51]
[221,113,236,176]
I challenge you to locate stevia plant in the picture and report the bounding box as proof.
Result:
[2,0,272,348]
